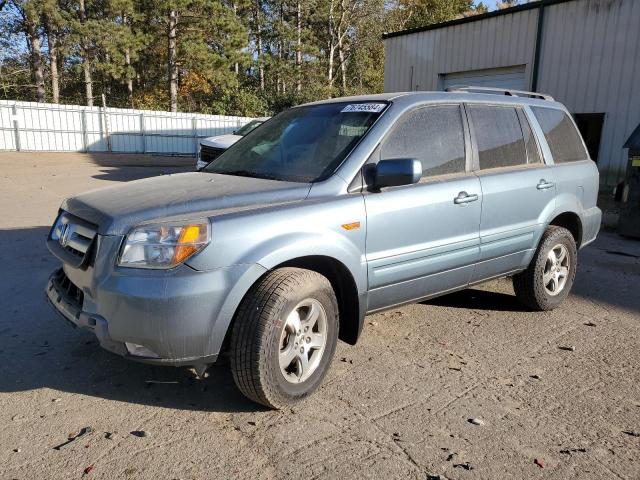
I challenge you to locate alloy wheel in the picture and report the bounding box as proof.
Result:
[543,243,570,296]
[279,298,328,383]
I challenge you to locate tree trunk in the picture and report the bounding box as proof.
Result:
[25,16,45,102]
[296,1,302,93]
[255,1,264,91]
[327,0,336,93]
[125,48,133,107]
[276,2,284,94]
[78,0,93,106]
[168,9,179,112]
[123,14,134,108]
[46,24,60,103]
[338,40,347,93]
[83,61,93,106]
[328,45,334,89]
[233,2,239,75]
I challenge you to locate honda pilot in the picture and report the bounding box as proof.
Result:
[46,88,601,408]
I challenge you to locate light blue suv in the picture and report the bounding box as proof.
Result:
[46,88,601,408]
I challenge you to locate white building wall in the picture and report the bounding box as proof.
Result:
[383,0,640,185]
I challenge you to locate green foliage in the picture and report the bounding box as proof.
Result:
[0,0,491,113]
[390,0,487,30]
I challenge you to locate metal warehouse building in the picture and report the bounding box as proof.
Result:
[382,0,640,186]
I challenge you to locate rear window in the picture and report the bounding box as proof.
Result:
[532,107,589,163]
[467,105,527,170]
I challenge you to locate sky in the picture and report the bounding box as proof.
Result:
[477,1,507,9]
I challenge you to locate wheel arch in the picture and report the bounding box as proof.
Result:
[276,255,365,346]
[549,211,583,247]
[217,254,366,358]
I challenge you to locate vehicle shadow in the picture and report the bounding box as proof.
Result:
[91,166,193,183]
[421,287,528,312]
[0,226,263,413]
[86,153,195,182]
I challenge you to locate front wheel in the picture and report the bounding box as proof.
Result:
[230,268,339,409]
[513,226,577,311]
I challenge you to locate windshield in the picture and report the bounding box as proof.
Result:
[205,102,387,182]
[235,119,264,136]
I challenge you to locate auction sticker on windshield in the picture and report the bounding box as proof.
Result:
[341,103,387,113]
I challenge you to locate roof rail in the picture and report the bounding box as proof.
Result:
[445,85,554,101]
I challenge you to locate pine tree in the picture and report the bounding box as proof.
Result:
[1,0,494,113]
[8,0,47,102]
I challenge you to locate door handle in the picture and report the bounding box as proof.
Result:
[537,179,554,190]
[454,191,479,204]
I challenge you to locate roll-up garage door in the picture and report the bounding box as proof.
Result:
[439,65,527,91]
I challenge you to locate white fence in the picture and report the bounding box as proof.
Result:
[0,100,253,156]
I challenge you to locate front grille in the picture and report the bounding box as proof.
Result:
[48,212,98,268]
[51,268,84,309]
[200,144,226,163]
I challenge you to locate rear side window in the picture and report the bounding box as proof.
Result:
[532,107,589,163]
[381,105,466,177]
[467,105,527,170]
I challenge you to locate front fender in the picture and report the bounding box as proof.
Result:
[203,232,367,357]
[251,231,367,293]
[187,195,368,354]
[207,263,268,357]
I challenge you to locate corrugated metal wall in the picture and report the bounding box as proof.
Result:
[383,8,538,92]
[0,100,253,156]
[383,0,640,186]
[537,0,640,185]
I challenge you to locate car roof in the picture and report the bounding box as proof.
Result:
[302,90,566,111]
[302,92,410,106]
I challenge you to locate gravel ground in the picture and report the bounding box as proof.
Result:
[1,152,639,480]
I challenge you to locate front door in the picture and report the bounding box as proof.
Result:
[364,105,482,312]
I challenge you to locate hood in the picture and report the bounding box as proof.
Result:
[200,134,241,149]
[62,172,311,235]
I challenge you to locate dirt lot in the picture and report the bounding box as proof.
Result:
[0,152,639,480]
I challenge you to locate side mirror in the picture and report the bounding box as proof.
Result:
[372,159,422,190]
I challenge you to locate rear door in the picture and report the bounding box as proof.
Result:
[466,104,557,282]
[364,104,482,311]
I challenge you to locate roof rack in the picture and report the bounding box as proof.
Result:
[445,85,554,101]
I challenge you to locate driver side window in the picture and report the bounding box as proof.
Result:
[381,105,467,178]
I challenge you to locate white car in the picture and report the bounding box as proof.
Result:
[196,117,270,170]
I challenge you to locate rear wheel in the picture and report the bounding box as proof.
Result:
[230,268,339,409]
[513,226,577,311]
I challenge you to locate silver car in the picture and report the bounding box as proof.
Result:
[46,88,601,409]
[196,117,270,171]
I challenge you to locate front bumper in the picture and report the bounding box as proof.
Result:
[45,260,266,366]
[46,269,129,359]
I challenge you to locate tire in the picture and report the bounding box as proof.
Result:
[513,226,577,311]
[230,267,339,409]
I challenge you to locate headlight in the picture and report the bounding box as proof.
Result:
[118,220,210,269]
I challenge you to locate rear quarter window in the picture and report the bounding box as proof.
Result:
[532,107,589,163]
